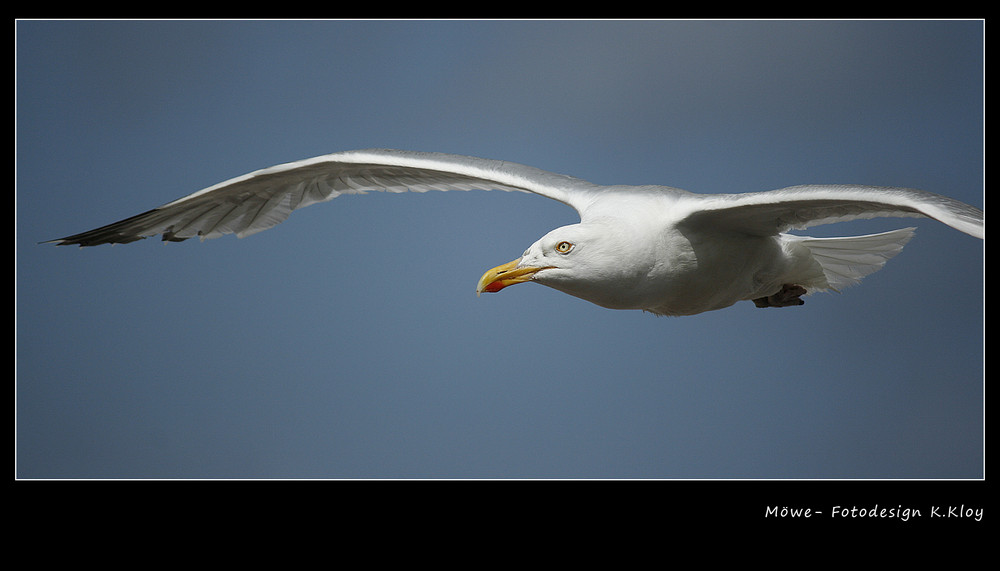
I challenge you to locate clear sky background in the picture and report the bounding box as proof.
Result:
[16,20,983,480]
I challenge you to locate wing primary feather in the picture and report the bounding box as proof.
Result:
[45,150,592,247]
[680,185,983,239]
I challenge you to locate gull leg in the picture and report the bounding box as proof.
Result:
[753,284,807,308]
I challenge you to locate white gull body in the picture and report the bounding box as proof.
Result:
[49,149,985,316]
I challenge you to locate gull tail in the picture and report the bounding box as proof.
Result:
[794,228,916,292]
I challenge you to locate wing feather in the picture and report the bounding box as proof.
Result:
[678,184,984,239]
[48,149,600,247]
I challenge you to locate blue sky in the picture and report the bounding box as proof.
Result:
[16,20,983,481]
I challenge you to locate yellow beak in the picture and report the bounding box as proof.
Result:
[476,258,549,295]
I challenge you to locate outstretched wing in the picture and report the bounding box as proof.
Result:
[677,184,984,239]
[47,149,601,247]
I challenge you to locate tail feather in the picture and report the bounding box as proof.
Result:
[797,228,915,292]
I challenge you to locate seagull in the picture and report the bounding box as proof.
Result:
[48,149,984,316]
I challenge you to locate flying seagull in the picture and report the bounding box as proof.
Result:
[48,149,984,316]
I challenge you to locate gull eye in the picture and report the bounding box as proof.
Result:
[555,241,574,254]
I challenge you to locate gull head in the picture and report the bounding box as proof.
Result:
[476,222,651,310]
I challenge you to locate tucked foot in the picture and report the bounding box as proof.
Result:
[753,284,807,308]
